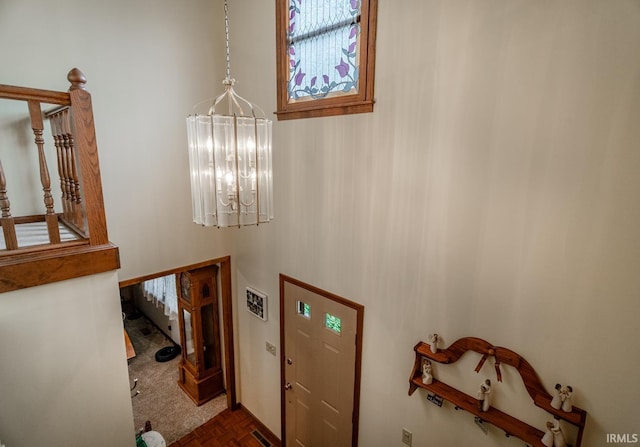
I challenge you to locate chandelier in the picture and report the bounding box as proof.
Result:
[186,0,273,227]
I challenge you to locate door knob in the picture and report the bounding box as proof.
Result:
[287,357,293,365]
[284,382,292,390]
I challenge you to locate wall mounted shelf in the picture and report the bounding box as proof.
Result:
[409,337,587,447]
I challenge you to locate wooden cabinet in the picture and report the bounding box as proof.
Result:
[177,265,224,405]
[409,337,587,447]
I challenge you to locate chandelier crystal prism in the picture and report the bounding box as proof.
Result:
[186,0,273,227]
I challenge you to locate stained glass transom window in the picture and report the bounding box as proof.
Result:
[325,313,342,333]
[287,0,361,101]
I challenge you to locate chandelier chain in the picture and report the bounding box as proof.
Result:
[224,0,231,80]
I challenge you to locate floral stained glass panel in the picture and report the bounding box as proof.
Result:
[288,0,361,101]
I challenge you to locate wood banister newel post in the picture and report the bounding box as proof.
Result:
[67,69,108,246]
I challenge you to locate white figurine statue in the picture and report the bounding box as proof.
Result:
[482,379,492,412]
[541,421,554,447]
[550,383,563,410]
[421,358,433,385]
[561,386,573,412]
[429,333,439,354]
[477,379,492,412]
[551,418,567,447]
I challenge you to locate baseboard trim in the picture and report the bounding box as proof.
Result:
[238,403,281,446]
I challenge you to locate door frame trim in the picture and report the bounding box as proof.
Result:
[120,255,238,411]
[279,274,364,447]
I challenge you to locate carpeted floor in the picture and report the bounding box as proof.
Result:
[124,313,227,445]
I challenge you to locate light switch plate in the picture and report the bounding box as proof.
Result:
[402,428,412,446]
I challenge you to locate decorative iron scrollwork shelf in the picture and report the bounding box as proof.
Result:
[408,337,587,447]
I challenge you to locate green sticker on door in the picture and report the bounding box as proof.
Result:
[296,300,311,318]
[325,313,342,334]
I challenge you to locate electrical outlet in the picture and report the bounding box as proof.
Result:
[402,428,412,446]
[266,341,277,356]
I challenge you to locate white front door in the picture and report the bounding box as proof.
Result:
[281,275,364,447]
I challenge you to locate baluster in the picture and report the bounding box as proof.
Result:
[0,160,18,250]
[50,113,71,223]
[28,100,60,244]
[59,110,75,223]
[62,108,84,231]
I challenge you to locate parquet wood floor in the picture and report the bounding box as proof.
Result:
[168,406,281,447]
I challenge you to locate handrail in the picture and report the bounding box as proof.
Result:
[0,84,70,105]
[0,68,119,293]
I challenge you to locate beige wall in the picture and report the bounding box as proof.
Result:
[2,0,640,446]
[0,1,228,446]
[230,0,640,445]
[0,272,134,447]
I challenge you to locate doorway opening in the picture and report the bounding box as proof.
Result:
[119,256,237,444]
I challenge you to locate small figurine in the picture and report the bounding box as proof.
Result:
[541,421,554,447]
[550,383,562,410]
[482,379,492,411]
[429,333,439,353]
[477,379,492,412]
[561,386,573,412]
[421,358,433,385]
[551,417,567,447]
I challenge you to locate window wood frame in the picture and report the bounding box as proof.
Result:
[275,0,378,120]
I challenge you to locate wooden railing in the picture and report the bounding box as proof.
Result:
[0,68,119,293]
[48,105,88,237]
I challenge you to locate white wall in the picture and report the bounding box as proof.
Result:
[0,272,134,447]
[229,0,640,446]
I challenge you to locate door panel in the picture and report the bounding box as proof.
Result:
[295,399,311,446]
[281,276,363,447]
